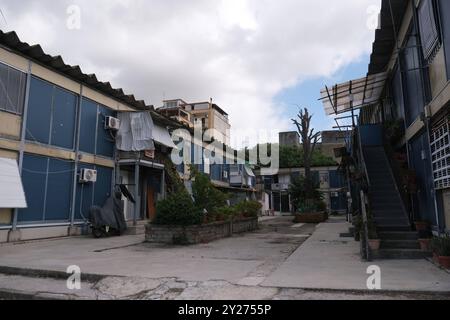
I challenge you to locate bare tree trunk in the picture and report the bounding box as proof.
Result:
[292,108,321,192]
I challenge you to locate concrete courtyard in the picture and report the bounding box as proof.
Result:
[0,217,449,300]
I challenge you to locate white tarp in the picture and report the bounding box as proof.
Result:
[116,112,155,152]
[0,158,27,208]
[244,165,255,177]
[153,125,177,149]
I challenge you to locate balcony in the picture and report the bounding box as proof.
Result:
[271,183,289,191]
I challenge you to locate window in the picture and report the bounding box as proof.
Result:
[417,0,440,63]
[0,62,26,114]
[401,28,427,126]
[438,0,450,80]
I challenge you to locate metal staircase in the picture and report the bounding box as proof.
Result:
[362,146,430,259]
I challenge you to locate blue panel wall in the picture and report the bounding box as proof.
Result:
[19,154,48,222]
[26,77,53,144]
[93,166,113,207]
[409,133,436,226]
[439,0,450,80]
[19,154,75,223]
[96,105,115,158]
[79,98,98,155]
[359,125,383,146]
[45,159,73,221]
[329,170,345,189]
[51,88,77,150]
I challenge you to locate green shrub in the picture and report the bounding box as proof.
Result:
[289,176,324,213]
[190,166,228,217]
[214,206,238,222]
[234,200,262,218]
[154,191,203,226]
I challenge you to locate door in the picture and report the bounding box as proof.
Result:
[147,187,156,221]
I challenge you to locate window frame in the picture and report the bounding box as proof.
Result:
[0,60,27,115]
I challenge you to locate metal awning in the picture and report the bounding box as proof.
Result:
[153,125,177,149]
[320,72,388,116]
[0,158,27,209]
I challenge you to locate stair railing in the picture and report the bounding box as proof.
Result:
[356,127,371,261]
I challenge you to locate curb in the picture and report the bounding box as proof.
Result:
[0,266,106,283]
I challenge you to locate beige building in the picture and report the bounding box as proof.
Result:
[158,99,231,146]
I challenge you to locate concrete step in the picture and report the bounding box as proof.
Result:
[124,224,147,236]
[381,240,420,250]
[372,249,432,260]
[379,231,419,240]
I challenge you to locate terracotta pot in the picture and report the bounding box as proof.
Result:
[418,239,431,252]
[438,256,450,269]
[368,239,381,251]
[414,222,429,232]
[433,253,440,264]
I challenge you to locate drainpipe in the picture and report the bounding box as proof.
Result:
[12,60,32,232]
[70,84,83,229]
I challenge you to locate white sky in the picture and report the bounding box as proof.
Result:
[0,0,380,146]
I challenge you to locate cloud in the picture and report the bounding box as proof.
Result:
[0,0,380,146]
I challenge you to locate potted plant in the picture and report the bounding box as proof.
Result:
[368,221,380,251]
[418,230,432,252]
[414,220,429,232]
[434,235,450,269]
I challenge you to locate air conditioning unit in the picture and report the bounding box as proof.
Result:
[79,169,97,183]
[105,116,121,130]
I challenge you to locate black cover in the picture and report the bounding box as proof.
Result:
[89,190,127,233]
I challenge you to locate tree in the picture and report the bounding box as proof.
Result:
[292,108,321,193]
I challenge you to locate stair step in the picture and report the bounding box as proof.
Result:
[379,231,419,240]
[374,218,410,226]
[372,208,405,218]
[372,204,404,211]
[372,249,431,260]
[380,240,420,249]
[377,225,412,232]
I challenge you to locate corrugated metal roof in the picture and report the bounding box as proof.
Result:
[0,30,148,110]
[368,0,408,75]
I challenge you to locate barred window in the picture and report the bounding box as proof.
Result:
[430,115,450,190]
[0,62,27,114]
